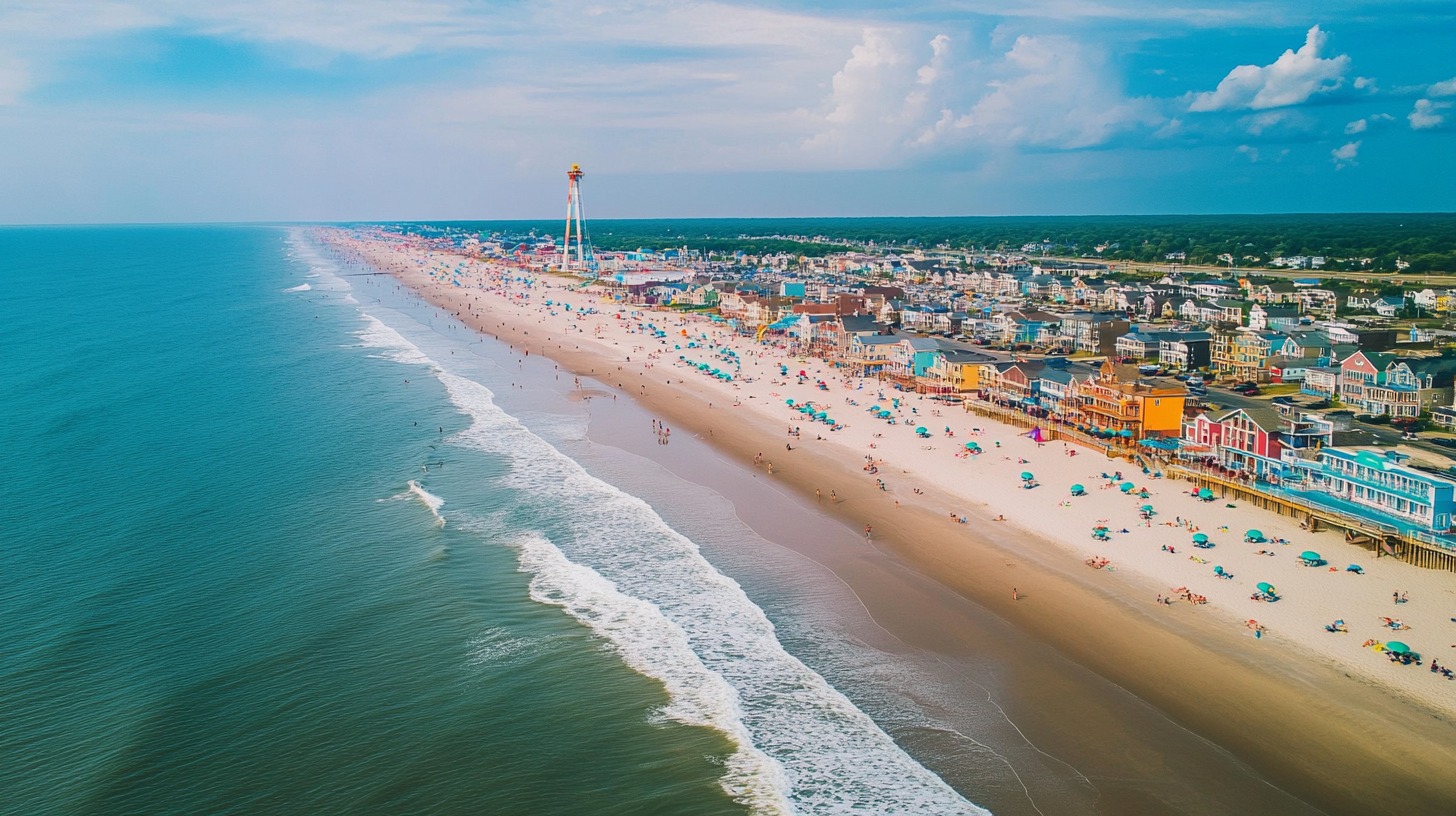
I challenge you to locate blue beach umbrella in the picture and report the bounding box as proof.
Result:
[1020,472,1034,481]
[1120,482,1135,492]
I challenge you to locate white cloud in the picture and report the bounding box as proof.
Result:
[926,35,1159,150]
[1344,118,1367,134]
[1409,98,1450,130]
[1330,139,1360,168]
[1428,76,1456,97]
[1235,144,1258,162]
[0,56,29,105]
[1353,76,1376,91]
[1189,25,1350,112]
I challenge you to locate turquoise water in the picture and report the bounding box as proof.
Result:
[0,227,983,814]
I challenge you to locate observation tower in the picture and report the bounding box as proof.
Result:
[562,163,595,275]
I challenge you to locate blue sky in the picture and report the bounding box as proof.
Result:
[0,0,1452,222]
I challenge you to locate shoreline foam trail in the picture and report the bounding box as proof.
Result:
[318,227,1456,815]
[344,277,989,815]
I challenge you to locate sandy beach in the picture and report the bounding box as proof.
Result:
[321,228,1456,814]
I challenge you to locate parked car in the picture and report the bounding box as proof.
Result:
[1173,373,1189,381]
[1307,400,1332,409]
[1243,387,1262,396]
[1430,438,1456,449]
[1231,381,1257,391]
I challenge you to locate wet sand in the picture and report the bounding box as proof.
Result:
[327,232,1456,815]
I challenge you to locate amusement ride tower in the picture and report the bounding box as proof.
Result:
[562,163,594,274]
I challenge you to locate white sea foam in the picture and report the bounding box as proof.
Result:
[354,313,435,367]
[407,479,446,527]
[284,283,312,292]
[466,627,536,666]
[353,305,987,815]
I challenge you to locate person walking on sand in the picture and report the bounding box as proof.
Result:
[1012,587,1020,601]
[864,524,872,540]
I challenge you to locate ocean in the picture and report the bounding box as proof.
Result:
[0,226,989,815]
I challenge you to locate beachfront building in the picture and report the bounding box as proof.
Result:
[1076,361,1187,439]
[848,334,902,378]
[926,349,991,393]
[1279,449,1456,535]
[886,337,942,391]
[1183,406,1285,479]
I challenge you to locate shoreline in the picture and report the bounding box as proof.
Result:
[320,228,1456,814]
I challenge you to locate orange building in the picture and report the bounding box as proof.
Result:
[1078,360,1187,439]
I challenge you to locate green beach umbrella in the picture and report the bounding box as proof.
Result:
[1256,582,1276,595]
[915,426,928,434]
[1301,551,1322,562]
[1020,472,1034,480]
[1193,533,1209,543]
[1386,641,1410,655]
[1246,529,1265,541]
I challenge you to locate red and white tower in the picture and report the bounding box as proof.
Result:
[562,163,591,273]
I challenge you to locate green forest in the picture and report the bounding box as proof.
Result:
[390,213,1456,273]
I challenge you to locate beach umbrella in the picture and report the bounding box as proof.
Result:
[915,426,928,434]
[1020,472,1034,481]
[1300,551,1322,562]
[1256,582,1276,595]
[1198,488,1214,499]
[816,411,828,419]
[1120,482,1135,492]
[1071,484,1085,494]
[1386,641,1411,655]
[1246,529,1265,542]
[1140,504,1154,512]
[1213,565,1225,575]
[870,405,881,412]
[1193,533,1209,544]
[1119,429,1134,437]
[879,411,892,418]
[786,399,795,405]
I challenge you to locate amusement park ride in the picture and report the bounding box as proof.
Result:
[562,163,598,276]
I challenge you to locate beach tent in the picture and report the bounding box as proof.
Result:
[1386,641,1411,655]
[1246,529,1265,542]
[1024,427,1044,443]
